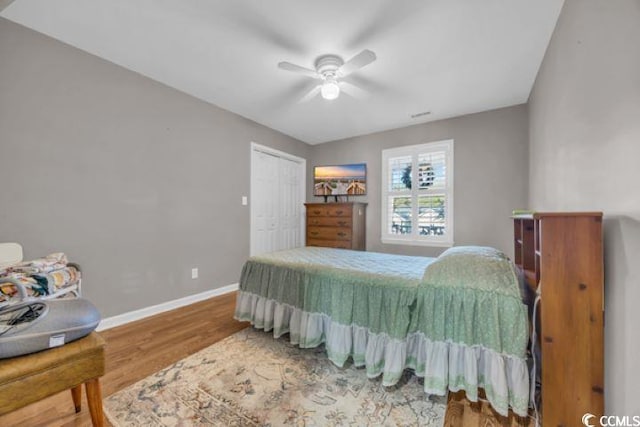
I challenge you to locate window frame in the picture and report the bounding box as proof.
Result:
[381,139,454,247]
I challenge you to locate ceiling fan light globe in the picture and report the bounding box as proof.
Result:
[321,81,340,100]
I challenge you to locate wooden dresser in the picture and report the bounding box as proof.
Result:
[513,212,603,426]
[305,202,366,250]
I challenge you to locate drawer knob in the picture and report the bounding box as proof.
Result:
[313,210,321,215]
[337,221,347,226]
[335,210,344,215]
[337,232,346,237]
[310,231,319,236]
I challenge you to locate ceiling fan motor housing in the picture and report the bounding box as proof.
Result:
[315,55,344,80]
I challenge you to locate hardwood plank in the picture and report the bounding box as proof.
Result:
[0,291,530,426]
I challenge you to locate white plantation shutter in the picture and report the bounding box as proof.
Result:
[389,155,412,191]
[381,140,454,246]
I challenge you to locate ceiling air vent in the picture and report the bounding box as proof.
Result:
[410,111,431,119]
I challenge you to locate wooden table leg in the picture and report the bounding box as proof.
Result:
[85,378,104,427]
[71,385,82,413]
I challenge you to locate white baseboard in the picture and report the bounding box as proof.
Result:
[97,283,239,331]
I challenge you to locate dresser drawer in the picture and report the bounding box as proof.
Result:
[326,205,351,217]
[307,205,352,217]
[307,239,351,249]
[307,226,352,241]
[306,216,352,227]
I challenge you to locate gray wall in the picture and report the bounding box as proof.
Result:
[308,105,529,258]
[528,0,640,415]
[7,7,637,414]
[0,18,311,317]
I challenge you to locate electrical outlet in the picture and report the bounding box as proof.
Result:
[191,268,198,279]
[242,196,248,206]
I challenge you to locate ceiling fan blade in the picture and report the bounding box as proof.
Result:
[347,3,420,49]
[340,81,368,99]
[298,85,321,103]
[225,3,306,55]
[343,74,387,94]
[337,49,377,77]
[278,62,320,79]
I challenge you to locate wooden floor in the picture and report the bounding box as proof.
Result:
[0,292,532,427]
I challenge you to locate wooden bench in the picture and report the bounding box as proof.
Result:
[0,332,106,426]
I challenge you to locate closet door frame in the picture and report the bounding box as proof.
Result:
[250,142,306,256]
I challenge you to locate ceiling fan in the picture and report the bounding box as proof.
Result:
[278,49,377,102]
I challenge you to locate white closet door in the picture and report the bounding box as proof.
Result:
[252,150,280,255]
[278,157,302,251]
[251,144,305,256]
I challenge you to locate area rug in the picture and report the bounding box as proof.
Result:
[104,327,446,426]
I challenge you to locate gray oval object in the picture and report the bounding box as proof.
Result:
[0,298,101,359]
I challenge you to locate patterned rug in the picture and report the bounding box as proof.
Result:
[104,328,446,426]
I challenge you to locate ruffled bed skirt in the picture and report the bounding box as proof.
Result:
[234,290,530,417]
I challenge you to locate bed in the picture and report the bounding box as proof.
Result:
[234,246,529,417]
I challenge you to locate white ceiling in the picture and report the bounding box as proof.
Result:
[1,0,564,144]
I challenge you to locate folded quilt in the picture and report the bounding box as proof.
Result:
[10,252,69,274]
[0,253,80,303]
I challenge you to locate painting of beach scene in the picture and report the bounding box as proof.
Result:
[314,163,366,196]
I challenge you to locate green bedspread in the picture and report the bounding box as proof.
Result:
[238,247,434,340]
[409,246,530,414]
[235,246,530,417]
[412,246,528,357]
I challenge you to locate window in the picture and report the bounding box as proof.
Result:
[381,140,453,246]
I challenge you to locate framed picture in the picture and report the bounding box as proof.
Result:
[314,163,366,196]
